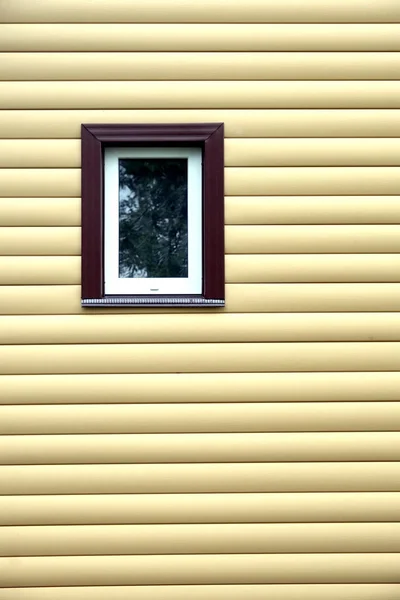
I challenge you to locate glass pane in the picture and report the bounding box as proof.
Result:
[119,158,188,278]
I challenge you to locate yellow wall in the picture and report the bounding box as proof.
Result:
[1,1,400,598]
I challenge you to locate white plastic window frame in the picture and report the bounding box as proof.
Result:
[104,146,203,296]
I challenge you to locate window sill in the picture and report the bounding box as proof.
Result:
[82,296,225,308]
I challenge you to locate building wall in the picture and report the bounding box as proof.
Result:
[1,1,400,598]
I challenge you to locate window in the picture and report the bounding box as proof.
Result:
[81,123,224,307]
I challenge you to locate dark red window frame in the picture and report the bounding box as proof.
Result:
[81,123,224,307]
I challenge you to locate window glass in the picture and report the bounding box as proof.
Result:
[119,158,188,279]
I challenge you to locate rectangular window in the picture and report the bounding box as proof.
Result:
[81,123,224,307]
[104,147,202,295]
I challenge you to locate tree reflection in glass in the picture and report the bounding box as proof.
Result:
[119,159,188,278]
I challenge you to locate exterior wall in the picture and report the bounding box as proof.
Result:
[0,1,400,598]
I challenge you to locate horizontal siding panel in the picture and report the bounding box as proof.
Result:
[0,256,79,285]
[226,139,400,167]
[1,403,400,434]
[219,283,400,312]
[226,167,400,196]
[2,167,398,197]
[3,225,400,255]
[3,372,400,405]
[0,140,79,168]
[3,53,400,81]
[0,169,80,198]
[0,198,80,226]
[1,585,400,600]
[0,227,80,255]
[226,196,400,225]
[6,284,92,315]
[4,254,400,286]
[3,313,400,345]
[4,139,400,168]
[2,284,400,314]
[1,82,400,110]
[2,463,400,495]
[2,196,399,227]
[2,24,400,52]
[1,553,399,586]
[4,312,400,344]
[1,343,400,375]
[1,432,400,464]
[3,523,400,556]
[2,110,400,139]
[228,255,400,283]
[2,0,399,23]
[2,492,399,525]
[226,226,400,253]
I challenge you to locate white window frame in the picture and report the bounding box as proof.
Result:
[104,146,203,296]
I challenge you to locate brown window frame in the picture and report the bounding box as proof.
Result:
[81,123,224,307]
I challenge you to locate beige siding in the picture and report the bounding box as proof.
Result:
[2,493,400,524]
[3,313,400,343]
[2,433,400,464]
[4,255,400,285]
[2,463,400,494]
[2,110,400,138]
[1,585,400,600]
[1,166,400,197]
[3,138,400,167]
[2,343,400,374]
[3,52,400,81]
[1,0,399,23]
[2,372,400,404]
[3,523,400,555]
[3,225,400,255]
[2,283,400,314]
[1,2,400,598]
[1,196,399,226]
[2,24,400,52]
[1,554,400,586]
[1,403,400,433]
[1,81,400,109]
[4,254,400,285]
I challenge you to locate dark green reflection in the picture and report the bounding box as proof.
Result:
[119,158,188,278]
